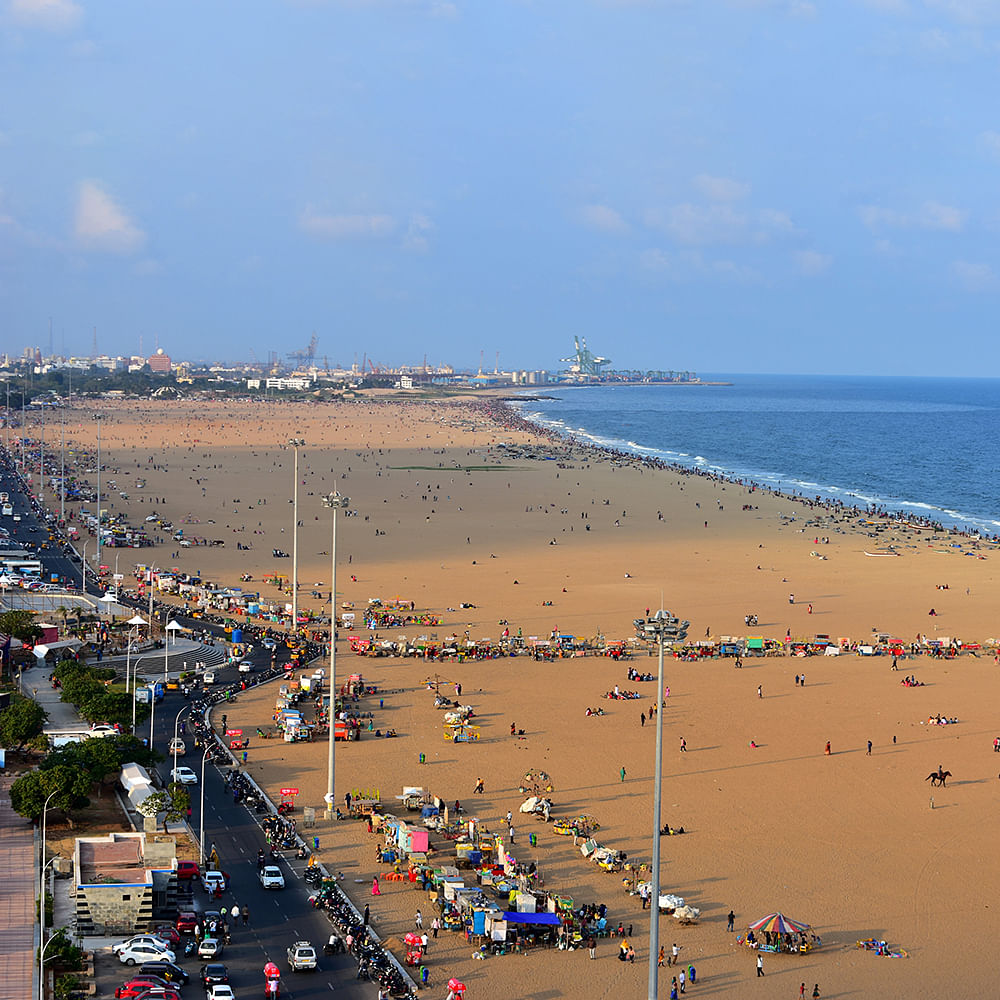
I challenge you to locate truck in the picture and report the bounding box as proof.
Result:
[134,682,165,704]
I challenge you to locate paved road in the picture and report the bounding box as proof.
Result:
[0,777,37,1000]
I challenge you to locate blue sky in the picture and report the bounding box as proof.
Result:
[2,0,1000,376]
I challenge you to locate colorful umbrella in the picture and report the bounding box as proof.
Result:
[747,912,811,936]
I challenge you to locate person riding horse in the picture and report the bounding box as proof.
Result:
[925,767,952,787]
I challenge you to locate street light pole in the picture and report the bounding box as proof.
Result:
[131,654,146,731]
[199,746,211,867]
[60,409,65,525]
[634,609,689,1000]
[39,788,58,1000]
[172,705,189,780]
[289,439,305,636]
[94,413,102,577]
[322,491,349,819]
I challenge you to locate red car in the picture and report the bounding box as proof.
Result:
[176,860,200,881]
[115,979,168,999]
[150,925,181,947]
[175,911,198,935]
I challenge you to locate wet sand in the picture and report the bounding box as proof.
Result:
[52,397,1000,999]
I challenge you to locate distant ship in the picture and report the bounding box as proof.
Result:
[557,337,722,385]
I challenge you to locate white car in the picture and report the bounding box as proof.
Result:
[171,766,198,785]
[112,935,172,955]
[237,660,254,674]
[207,986,236,1000]
[259,865,285,889]
[116,942,176,966]
[201,870,227,893]
[87,724,119,738]
[198,937,223,959]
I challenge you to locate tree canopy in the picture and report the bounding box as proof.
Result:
[0,695,47,749]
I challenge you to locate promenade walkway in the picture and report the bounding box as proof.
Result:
[0,775,36,1000]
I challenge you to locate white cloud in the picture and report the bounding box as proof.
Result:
[795,249,832,275]
[860,200,965,232]
[299,209,396,239]
[9,0,82,30]
[952,260,996,291]
[979,130,1000,160]
[402,213,433,252]
[693,174,750,202]
[74,180,145,253]
[639,248,672,274]
[578,203,629,234]
[646,202,794,246]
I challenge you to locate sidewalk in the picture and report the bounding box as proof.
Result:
[0,776,37,1000]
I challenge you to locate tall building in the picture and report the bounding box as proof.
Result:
[147,348,171,374]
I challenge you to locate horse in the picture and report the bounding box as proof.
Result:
[925,769,952,787]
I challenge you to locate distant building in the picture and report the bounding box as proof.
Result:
[147,348,172,374]
[265,376,312,391]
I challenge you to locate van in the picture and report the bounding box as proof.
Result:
[203,670,216,685]
[1,505,12,517]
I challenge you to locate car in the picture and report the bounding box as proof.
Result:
[198,937,223,959]
[170,765,198,785]
[132,991,180,1000]
[150,925,181,947]
[200,963,229,987]
[261,638,276,650]
[206,986,237,1000]
[88,723,119,738]
[176,860,200,881]
[200,870,227,894]
[286,940,317,972]
[175,911,198,935]
[237,660,254,673]
[117,943,176,967]
[115,978,169,998]
[112,936,173,956]
[138,961,190,985]
[168,737,186,757]
[259,865,285,890]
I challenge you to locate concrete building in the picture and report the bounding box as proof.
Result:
[73,832,178,936]
[147,348,172,374]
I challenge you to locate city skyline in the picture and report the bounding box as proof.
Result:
[2,1,1000,376]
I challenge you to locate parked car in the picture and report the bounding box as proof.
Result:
[200,870,227,894]
[175,910,198,935]
[286,940,317,971]
[170,765,198,785]
[112,936,173,957]
[150,925,180,947]
[115,978,169,998]
[198,937,223,959]
[176,861,200,881]
[259,865,285,889]
[138,961,189,985]
[200,963,229,986]
[117,943,176,967]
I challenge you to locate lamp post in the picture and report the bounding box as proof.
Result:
[131,654,147,731]
[288,439,305,636]
[39,788,58,1000]
[164,619,182,684]
[80,540,88,596]
[322,491,349,819]
[60,407,65,525]
[171,705,189,781]
[199,746,211,867]
[124,616,148,694]
[94,414,102,575]
[634,609,689,1000]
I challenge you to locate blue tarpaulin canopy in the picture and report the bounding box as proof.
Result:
[501,912,561,925]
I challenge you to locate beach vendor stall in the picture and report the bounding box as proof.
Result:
[740,912,820,954]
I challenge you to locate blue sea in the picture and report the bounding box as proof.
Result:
[512,375,1000,536]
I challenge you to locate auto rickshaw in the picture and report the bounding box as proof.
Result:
[264,961,281,997]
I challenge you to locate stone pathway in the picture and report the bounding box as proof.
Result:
[0,775,37,1000]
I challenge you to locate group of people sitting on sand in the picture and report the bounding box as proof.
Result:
[585,707,606,717]
[604,685,643,700]
[626,667,655,682]
[927,714,958,726]
[901,676,923,687]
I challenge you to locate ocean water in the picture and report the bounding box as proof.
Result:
[512,375,1000,535]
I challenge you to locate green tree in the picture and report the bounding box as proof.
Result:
[10,766,91,826]
[0,610,43,644]
[138,782,190,833]
[0,695,47,749]
[76,689,134,728]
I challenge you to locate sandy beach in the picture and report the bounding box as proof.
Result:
[46,395,1000,999]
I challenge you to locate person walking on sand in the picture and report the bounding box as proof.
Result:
[867,740,873,756]
[657,946,664,967]
[641,711,646,727]
[415,909,423,930]
[757,684,762,699]
[678,968,686,993]
[671,942,680,966]
[800,984,806,999]
[474,777,484,794]
[588,935,596,959]
[756,953,764,977]
[825,740,831,755]
[812,986,820,998]
[727,910,735,932]
[679,737,687,752]
[620,765,626,782]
